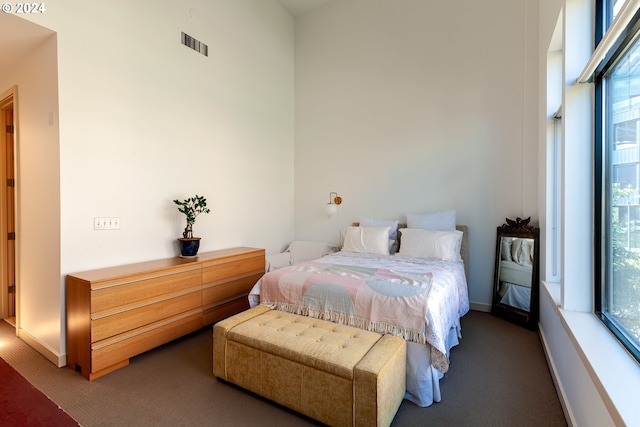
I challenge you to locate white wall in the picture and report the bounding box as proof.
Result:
[293,0,539,308]
[537,0,637,425]
[52,0,295,269]
[5,0,295,359]
[0,33,61,358]
[539,284,615,426]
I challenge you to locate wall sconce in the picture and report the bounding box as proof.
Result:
[325,192,342,218]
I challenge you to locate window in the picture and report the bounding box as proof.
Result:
[596,0,640,364]
[552,112,562,278]
[606,0,625,28]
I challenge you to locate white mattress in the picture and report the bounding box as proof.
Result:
[500,259,532,287]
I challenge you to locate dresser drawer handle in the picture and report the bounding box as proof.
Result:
[90,267,201,290]
[203,271,263,287]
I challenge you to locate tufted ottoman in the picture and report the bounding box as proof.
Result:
[213,305,406,427]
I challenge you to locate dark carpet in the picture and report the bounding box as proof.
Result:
[0,356,79,426]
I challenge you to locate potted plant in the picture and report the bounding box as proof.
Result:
[173,194,211,257]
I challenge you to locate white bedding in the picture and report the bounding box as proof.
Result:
[498,259,532,311]
[499,282,531,311]
[499,259,532,288]
[248,251,469,407]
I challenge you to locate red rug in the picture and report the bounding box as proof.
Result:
[0,357,79,426]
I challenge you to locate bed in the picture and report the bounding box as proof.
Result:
[248,219,469,407]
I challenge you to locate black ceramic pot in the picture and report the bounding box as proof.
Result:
[178,237,201,258]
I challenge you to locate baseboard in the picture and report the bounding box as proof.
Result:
[538,323,576,427]
[469,302,491,312]
[16,327,66,368]
[539,282,575,427]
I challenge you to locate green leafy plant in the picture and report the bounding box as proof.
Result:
[611,184,640,338]
[173,195,211,239]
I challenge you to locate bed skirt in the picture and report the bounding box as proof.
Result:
[405,322,461,407]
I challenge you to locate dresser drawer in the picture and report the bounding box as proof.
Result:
[202,256,264,286]
[203,298,249,325]
[91,309,203,375]
[202,273,262,308]
[91,289,202,343]
[91,268,201,314]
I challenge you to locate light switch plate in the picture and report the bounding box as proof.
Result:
[94,217,120,230]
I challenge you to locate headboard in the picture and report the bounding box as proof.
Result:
[456,225,469,283]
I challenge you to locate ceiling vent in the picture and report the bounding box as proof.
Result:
[181,32,208,57]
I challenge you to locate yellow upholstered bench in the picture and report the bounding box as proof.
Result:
[213,305,406,427]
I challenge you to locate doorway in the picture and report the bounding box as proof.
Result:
[0,91,16,327]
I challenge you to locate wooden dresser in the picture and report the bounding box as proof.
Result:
[66,247,265,380]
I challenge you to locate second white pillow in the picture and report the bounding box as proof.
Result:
[397,228,463,261]
[342,226,391,255]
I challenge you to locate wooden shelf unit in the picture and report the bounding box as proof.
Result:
[66,247,265,380]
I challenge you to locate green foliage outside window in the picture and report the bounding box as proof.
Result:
[611,184,640,341]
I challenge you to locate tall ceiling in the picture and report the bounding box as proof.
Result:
[0,1,338,76]
[0,14,54,75]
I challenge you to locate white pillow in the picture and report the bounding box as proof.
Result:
[341,226,390,255]
[397,228,463,261]
[511,238,532,266]
[359,217,399,240]
[406,210,456,230]
[501,237,513,261]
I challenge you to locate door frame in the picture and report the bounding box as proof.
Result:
[0,85,18,327]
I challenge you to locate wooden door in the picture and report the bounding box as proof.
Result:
[0,95,15,321]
